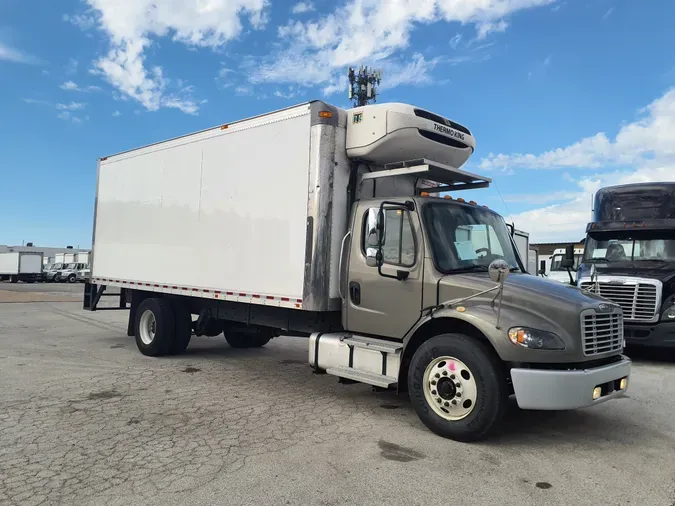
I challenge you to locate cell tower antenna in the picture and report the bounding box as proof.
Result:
[348,66,382,107]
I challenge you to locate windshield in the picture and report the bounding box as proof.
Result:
[550,254,583,271]
[422,202,521,273]
[53,263,63,270]
[65,263,77,269]
[584,233,675,264]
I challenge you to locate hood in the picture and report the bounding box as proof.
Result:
[437,272,619,362]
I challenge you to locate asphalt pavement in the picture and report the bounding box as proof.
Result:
[1,283,674,506]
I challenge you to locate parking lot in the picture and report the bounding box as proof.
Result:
[1,283,675,506]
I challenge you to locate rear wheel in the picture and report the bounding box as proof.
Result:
[408,333,507,442]
[134,298,175,356]
[9,276,18,284]
[169,300,192,355]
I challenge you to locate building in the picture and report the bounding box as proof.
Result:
[0,245,90,265]
[531,240,585,258]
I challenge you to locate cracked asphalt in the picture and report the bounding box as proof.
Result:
[1,283,675,506]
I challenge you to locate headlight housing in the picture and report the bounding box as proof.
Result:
[508,327,566,350]
[663,304,675,321]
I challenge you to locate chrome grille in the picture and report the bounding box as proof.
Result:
[580,277,661,323]
[581,309,624,356]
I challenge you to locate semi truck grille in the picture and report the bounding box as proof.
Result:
[580,309,624,356]
[579,278,661,323]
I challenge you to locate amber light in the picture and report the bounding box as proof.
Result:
[318,111,333,118]
[420,192,430,197]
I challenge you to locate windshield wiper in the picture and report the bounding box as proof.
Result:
[449,265,490,273]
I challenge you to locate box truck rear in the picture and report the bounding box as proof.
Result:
[0,252,43,283]
[84,100,630,441]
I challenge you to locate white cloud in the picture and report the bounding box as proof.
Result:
[63,12,97,30]
[602,7,614,20]
[251,0,554,92]
[449,33,462,49]
[22,98,51,106]
[513,166,675,242]
[292,2,315,14]
[0,42,43,65]
[59,80,102,92]
[112,110,122,117]
[492,88,675,242]
[480,87,675,171]
[56,102,87,111]
[81,0,268,114]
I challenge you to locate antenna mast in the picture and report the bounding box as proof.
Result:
[348,66,382,107]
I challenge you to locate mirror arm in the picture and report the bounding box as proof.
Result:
[423,285,500,317]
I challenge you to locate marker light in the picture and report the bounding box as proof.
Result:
[318,111,333,118]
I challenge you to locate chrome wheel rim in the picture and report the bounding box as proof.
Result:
[423,356,478,421]
[139,310,157,345]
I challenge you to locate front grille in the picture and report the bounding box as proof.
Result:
[581,309,624,356]
[580,279,660,322]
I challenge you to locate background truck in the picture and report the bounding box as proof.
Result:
[0,252,43,283]
[547,247,584,283]
[578,182,675,348]
[84,100,630,442]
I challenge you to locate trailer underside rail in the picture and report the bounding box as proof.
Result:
[360,158,492,193]
[83,282,129,311]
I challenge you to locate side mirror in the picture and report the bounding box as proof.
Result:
[365,248,379,267]
[489,259,510,284]
[366,208,384,247]
[561,244,575,269]
[538,259,547,276]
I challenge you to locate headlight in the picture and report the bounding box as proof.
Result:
[508,327,566,350]
[663,304,675,321]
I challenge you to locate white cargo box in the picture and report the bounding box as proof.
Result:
[92,101,351,311]
[0,252,43,275]
[76,252,90,264]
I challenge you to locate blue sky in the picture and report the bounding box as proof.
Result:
[1,0,674,247]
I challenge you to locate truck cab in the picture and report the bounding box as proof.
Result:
[547,247,584,283]
[578,183,675,348]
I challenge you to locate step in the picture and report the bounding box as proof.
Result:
[326,367,398,388]
[342,336,402,354]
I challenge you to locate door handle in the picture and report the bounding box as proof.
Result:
[349,282,361,305]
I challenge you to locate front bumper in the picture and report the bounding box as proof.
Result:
[511,355,631,410]
[624,321,675,348]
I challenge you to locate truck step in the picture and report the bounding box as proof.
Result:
[326,367,397,388]
[342,336,402,354]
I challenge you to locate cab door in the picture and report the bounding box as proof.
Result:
[344,202,424,339]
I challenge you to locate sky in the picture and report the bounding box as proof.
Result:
[0,0,674,248]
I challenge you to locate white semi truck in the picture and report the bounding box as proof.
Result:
[0,252,43,283]
[84,101,630,441]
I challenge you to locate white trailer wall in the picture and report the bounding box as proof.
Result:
[93,104,314,301]
[19,254,42,274]
[0,253,19,274]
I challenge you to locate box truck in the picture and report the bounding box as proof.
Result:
[84,101,631,441]
[0,252,43,283]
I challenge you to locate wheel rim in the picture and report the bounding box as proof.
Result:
[139,309,157,345]
[423,356,478,421]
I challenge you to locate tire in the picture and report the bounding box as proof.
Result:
[9,276,18,284]
[225,332,271,349]
[67,274,77,283]
[134,298,176,357]
[407,333,507,443]
[53,274,60,283]
[169,300,192,355]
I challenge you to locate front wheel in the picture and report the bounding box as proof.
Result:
[67,274,77,283]
[408,333,507,442]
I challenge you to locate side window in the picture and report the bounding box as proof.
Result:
[361,208,416,267]
[382,209,416,267]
